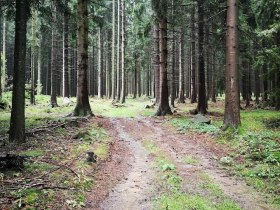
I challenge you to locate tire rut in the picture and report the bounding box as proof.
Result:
[99,118,155,210]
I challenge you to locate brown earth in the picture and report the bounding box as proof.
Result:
[86,117,274,210]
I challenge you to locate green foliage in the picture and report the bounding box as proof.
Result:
[171,117,220,134]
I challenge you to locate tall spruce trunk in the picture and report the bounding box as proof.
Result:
[211,51,217,102]
[9,0,28,143]
[120,0,126,103]
[133,53,137,99]
[153,24,160,104]
[74,0,92,116]
[30,10,36,105]
[116,0,121,101]
[98,26,103,99]
[155,16,172,116]
[196,0,207,114]
[170,0,176,107]
[111,0,116,100]
[190,1,197,103]
[63,5,70,98]
[1,13,6,93]
[37,35,42,95]
[178,27,185,103]
[50,0,58,107]
[223,0,240,128]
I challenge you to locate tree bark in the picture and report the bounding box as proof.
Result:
[51,0,58,107]
[155,16,172,116]
[9,0,29,143]
[197,0,207,114]
[116,0,121,101]
[98,26,103,99]
[190,1,197,103]
[111,0,116,100]
[223,0,241,128]
[178,27,185,103]
[30,10,36,105]
[63,4,70,98]
[120,0,126,104]
[133,53,137,99]
[1,12,6,94]
[74,0,92,116]
[153,24,160,104]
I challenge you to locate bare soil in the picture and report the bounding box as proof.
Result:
[87,117,275,210]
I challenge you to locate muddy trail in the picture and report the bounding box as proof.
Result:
[86,117,274,210]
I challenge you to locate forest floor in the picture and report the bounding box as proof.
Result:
[0,94,279,210]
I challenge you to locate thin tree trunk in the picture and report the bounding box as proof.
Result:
[133,53,137,99]
[30,10,36,105]
[211,51,216,102]
[1,13,6,94]
[120,0,126,104]
[178,27,185,103]
[153,24,160,104]
[37,35,42,95]
[98,26,103,99]
[116,0,121,101]
[74,0,92,116]
[9,0,28,143]
[223,0,240,128]
[111,0,116,100]
[138,58,141,97]
[190,1,197,103]
[63,5,70,98]
[51,0,58,107]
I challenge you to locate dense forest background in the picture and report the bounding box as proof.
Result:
[0,0,279,114]
[0,0,280,209]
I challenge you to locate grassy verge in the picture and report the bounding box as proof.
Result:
[0,93,155,135]
[142,140,241,210]
[170,106,280,207]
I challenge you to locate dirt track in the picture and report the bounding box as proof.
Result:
[86,117,274,210]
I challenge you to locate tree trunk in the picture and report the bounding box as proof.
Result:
[116,0,121,101]
[51,0,58,107]
[211,51,216,102]
[63,5,70,98]
[153,24,160,104]
[223,0,240,128]
[133,53,137,99]
[170,0,176,107]
[197,0,207,114]
[9,0,29,143]
[98,26,103,99]
[155,16,172,116]
[74,0,92,116]
[120,0,126,104]
[137,58,141,97]
[111,0,116,100]
[37,35,42,95]
[178,27,185,103]
[190,1,197,103]
[1,13,6,94]
[30,10,36,105]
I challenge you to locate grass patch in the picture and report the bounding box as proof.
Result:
[20,149,45,157]
[171,117,220,134]
[182,155,200,165]
[142,140,240,210]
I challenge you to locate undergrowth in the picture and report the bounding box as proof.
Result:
[170,107,280,207]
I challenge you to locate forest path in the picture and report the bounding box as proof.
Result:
[87,117,273,210]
